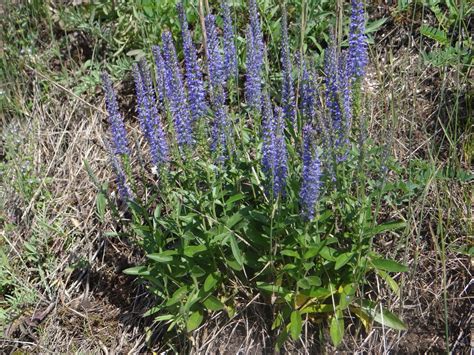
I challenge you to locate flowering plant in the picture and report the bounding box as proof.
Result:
[98,0,407,348]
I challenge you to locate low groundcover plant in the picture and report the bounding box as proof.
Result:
[96,0,409,348]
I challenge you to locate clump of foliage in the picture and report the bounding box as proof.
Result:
[97,0,409,348]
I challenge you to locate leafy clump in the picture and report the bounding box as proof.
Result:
[97,0,408,349]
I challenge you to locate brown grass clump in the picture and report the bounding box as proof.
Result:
[1,66,152,352]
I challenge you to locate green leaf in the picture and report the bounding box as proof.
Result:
[166,286,188,307]
[376,269,400,296]
[271,312,284,330]
[365,18,387,34]
[349,306,371,331]
[297,278,311,290]
[147,252,174,263]
[96,192,106,221]
[275,328,289,351]
[186,310,204,332]
[226,212,243,228]
[306,276,322,286]
[226,258,243,271]
[290,310,302,340]
[104,231,119,237]
[361,300,407,330]
[371,257,408,272]
[367,220,406,237]
[281,249,300,258]
[330,311,344,346]
[303,241,326,259]
[304,287,333,299]
[190,265,206,278]
[338,284,356,310]
[300,304,333,314]
[297,276,322,289]
[126,49,146,58]
[320,246,337,262]
[420,24,449,45]
[335,252,354,270]
[132,224,150,239]
[128,200,147,217]
[226,193,245,207]
[204,273,219,292]
[184,245,207,257]
[122,265,150,276]
[283,263,297,271]
[203,295,224,311]
[229,235,244,266]
[154,314,174,322]
[143,306,161,317]
[256,282,288,295]
[153,205,161,220]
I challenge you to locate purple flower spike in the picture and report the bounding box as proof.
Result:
[261,93,275,176]
[324,34,352,161]
[300,124,322,220]
[205,14,225,90]
[221,1,238,81]
[348,0,368,80]
[338,52,352,156]
[245,25,262,112]
[280,7,296,128]
[248,0,264,69]
[151,45,167,111]
[161,31,193,148]
[133,59,169,166]
[245,0,265,112]
[300,59,318,122]
[177,2,208,121]
[210,102,231,157]
[205,14,231,159]
[110,151,133,202]
[261,93,287,197]
[324,37,342,147]
[273,106,288,195]
[101,72,129,156]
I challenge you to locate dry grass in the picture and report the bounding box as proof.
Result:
[1,67,152,352]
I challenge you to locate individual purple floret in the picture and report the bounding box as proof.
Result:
[151,45,166,110]
[221,0,238,81]
[280,7,296,128]
[348,0,368,81]
[101,72,130,156]
[299,124,322,220]
[261,93,287,197]
[245,25,262,112]
[177,2,208,121]
[161,31,193,148]
[133,59,169,166]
